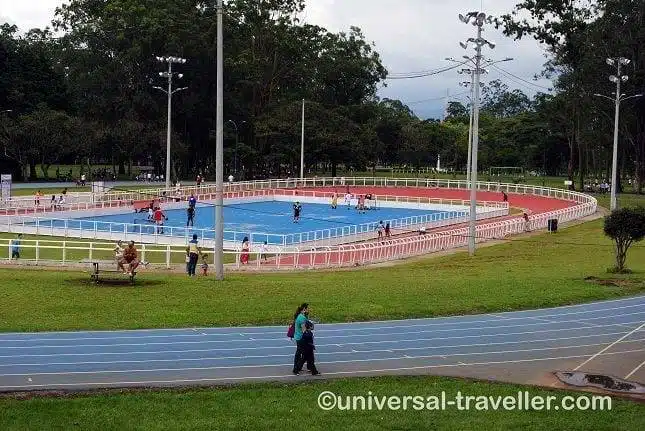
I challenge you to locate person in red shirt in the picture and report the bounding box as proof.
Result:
[153,207,167,234]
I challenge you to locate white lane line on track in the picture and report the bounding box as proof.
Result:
[3,313,644,350]
[0,325,636,358]
[525,316,629,330]
[1,297,644,341]
[573,322,645,371]
[3,348,645,391]
[3,343,645,378]
[624,359,645,380]
[1,332,640,368]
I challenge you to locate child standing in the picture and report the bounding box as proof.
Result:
[260,241,268,262]
[201,254,209,275]
[296,320,319,375]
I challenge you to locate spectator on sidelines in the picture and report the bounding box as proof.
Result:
[11,234,22,259]
[187,234,200,276]
[121,241,141,276]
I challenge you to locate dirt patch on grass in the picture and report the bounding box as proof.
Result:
[583,276,645,288]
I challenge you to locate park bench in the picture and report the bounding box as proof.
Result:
[86,260,137,285]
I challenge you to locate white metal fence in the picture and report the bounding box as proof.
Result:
[0,188,507,247]
[0,178,597,269]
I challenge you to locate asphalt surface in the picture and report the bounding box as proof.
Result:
[0,295,644,392]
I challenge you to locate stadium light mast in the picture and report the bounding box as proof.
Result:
[458,11,497,256]
[215,0,225,280]
[593,57,642,211]
[300,99,305,181]
[154,56,187,191]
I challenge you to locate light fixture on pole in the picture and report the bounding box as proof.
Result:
[458,11,496,256]
[214,0,225,280]
[593,57,642,211]
[154,56,187,191]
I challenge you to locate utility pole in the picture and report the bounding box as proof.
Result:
[458,11,497,256]
[215,0,224,280]
[300,99,305,180]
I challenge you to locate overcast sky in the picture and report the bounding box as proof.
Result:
[0,0,553,119]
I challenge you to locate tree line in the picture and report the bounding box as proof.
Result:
[0,0,643,190]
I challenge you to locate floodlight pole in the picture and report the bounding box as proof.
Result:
[215,0,224,280]
[594,57,642,212]
[469,33,482,256]
[458,11,496,256]
[608,58,630,212]
[611,69,621,212]
[467,76,473,188]
[165,64,172,191]
[155,56,187,191]
[300,99,305,181]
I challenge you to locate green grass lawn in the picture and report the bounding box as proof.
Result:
[0,219,644,332]
[22,164,147,181]
[10,184,168,197]
[0,376,642,431]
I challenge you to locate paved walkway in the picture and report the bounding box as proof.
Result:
[0,295,643,393]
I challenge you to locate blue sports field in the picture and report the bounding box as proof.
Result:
[41,201,466,245]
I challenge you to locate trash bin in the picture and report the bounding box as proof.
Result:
[547,218,558,232]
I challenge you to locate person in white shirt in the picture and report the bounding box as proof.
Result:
[344,192,352,209]
[377,221,385,239]
[260,241,268,262]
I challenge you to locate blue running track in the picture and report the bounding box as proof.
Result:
[0,295,644,391]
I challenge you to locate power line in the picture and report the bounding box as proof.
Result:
[489,64,553,91]
[386,61,469,80]
[406,91,470,105]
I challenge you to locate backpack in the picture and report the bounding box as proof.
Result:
[287,321,295,338]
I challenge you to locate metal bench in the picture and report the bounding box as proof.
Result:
[88,261,136,285]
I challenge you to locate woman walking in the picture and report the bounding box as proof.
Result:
[292,303,318,375]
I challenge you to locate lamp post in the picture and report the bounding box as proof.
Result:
[593,57,642,211]
[215,0,224,280]
[300,99,305,180]
[458,11,497,256]
[154,56,187,191]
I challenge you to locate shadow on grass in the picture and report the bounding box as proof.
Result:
[66,277,165,289]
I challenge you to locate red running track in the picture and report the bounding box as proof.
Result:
[303,186,575,214]
[262,186,576,267]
